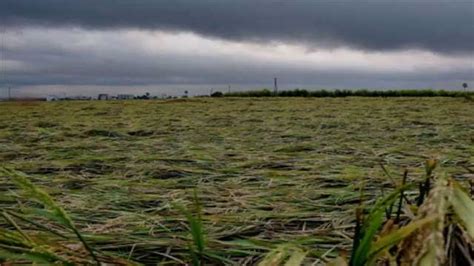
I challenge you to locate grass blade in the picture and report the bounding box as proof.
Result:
[351,184,412,265]
[0,167,99,264]
[284,249,306,266]
[368,215,435,260]
[450,183,474,239]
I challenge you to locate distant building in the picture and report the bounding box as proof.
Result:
[98,94,109,100]
[67,96,92,101]
[117,94,135,100]
[46,95,59,101]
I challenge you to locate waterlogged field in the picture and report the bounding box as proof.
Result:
[0,97,473,264]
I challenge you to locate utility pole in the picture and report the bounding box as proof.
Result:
[273,77,278,95]
[228,85,231,93]
[8,86,11,100]
[1,26,5,100]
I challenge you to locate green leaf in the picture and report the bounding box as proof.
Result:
[284,249,306,266]
[351,184,412,265]
[258,245,306,266]
[450,183,474,239]
[368,216,435,261]
[352,207,384,266]
[0,167,99,264]
[173,190,206,265]
[258,247,288,266]
[1,168,71,227]
[0,249,70,265]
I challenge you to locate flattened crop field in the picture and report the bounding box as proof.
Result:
[0,97,473,264]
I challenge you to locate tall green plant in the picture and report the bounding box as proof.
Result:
[350,184,413,265]
[174,190,206,265]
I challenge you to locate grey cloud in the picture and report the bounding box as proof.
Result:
[3,35,472,89]
[1,0,473,54]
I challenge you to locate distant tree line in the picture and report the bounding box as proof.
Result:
[220,89,473,98]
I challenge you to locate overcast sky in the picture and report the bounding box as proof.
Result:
[1,0,473,96]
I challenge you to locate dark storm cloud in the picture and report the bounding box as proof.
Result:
[3,28,471,88]
[1,0,473,54]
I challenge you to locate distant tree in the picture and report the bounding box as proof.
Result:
[211,91,224,97]
[462,83,468,91]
